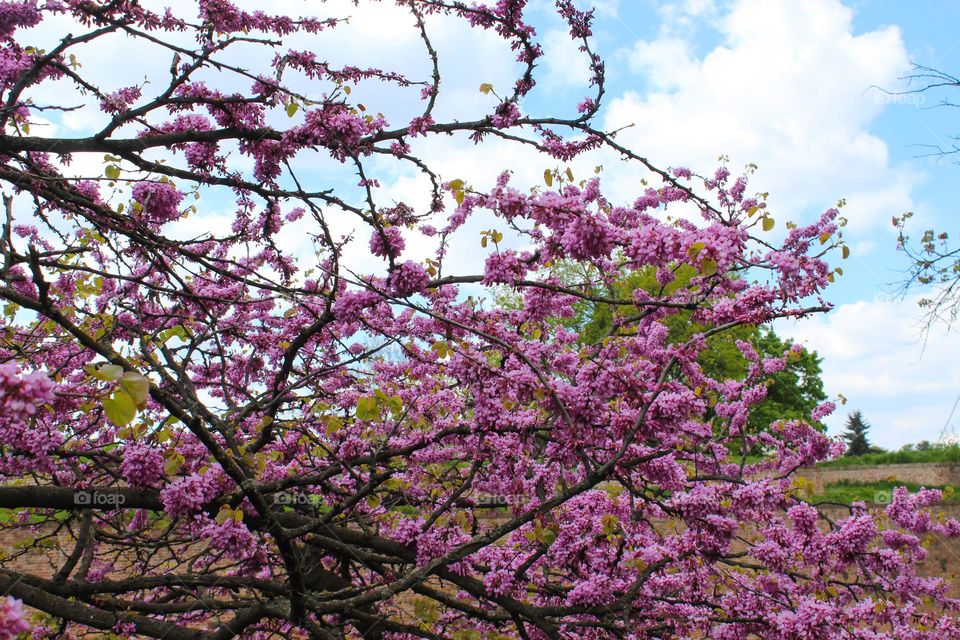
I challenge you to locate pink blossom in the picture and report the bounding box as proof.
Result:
[121,444,163,489]
[407,114,434,137]
[369,226,405,258]
[131,181,184,225]
[389,261,430,296]
[0,597,28,640]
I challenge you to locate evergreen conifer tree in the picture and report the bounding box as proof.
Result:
[843,410,872,456]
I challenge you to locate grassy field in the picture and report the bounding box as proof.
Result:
[809,479,959,505]
[815,445,960,468]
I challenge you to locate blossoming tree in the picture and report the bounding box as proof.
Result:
[0,1,957,639]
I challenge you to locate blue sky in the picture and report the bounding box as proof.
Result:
[20,0,960,449]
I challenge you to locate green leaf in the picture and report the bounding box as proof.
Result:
[842,245,850,259]
[104,165,121,180]
[325,415,344,435]
[356,396,379,421]
[87,364,124,381]
[164,452,183,476]
[762,217,775,232]
[215,506,233,524]
[700,258,718,277]
[431,341,450,359]
[601,514,620,537]
[286,101,299,117]
[103,391,137,427]
[119,371,150,407]
[818,232,831,244]
[449,179,465,205]
[543,169,553,187]
[540,527,557,545]
[686,241,706,261]
[386,394,403,416]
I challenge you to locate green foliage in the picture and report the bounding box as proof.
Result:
[527,261,827,431]
[810,479,960,505]
[816,444,960,467]
[842,410,872,456]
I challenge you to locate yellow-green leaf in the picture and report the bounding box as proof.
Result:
[700,258,718,277]
[215,505,233,524]
[103,391,137,427]
[544,169,553,187]
[818,232,831,244]
[842,245,850,259]
[286,101,299,117]
[87,364,124,381]
[687,241,706,261]
[762,217,775,232]
[356,396,379,421]
[601,514,620,537]
[479,83,493,95]
[104,165,121,180]
[119,371,150,407]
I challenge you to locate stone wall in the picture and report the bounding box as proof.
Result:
[797,462,960,494]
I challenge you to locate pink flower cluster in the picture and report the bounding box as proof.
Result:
[100,86,142,114]
[288,105,386,161]
[0,597,28,640]
[200,517,256,560]
[0,362,54,418]
[389,261,430,296]
[131,181,184,225]
[407,114,434,137]
[0,1,41,40]
[160,472,221,517]
[369,226,405,259]
[121,444,164,489]
[483,250,527,284]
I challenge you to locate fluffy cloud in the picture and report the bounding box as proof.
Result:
[776,297,960,449]
[602,0,915,232]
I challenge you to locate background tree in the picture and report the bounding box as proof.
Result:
[842,410,873,456]
[506,262,828,433]
[0,2,955,639]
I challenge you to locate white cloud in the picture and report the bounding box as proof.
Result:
[775,296,960,449]
[540,27,595,92]
[602,0,914,233]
